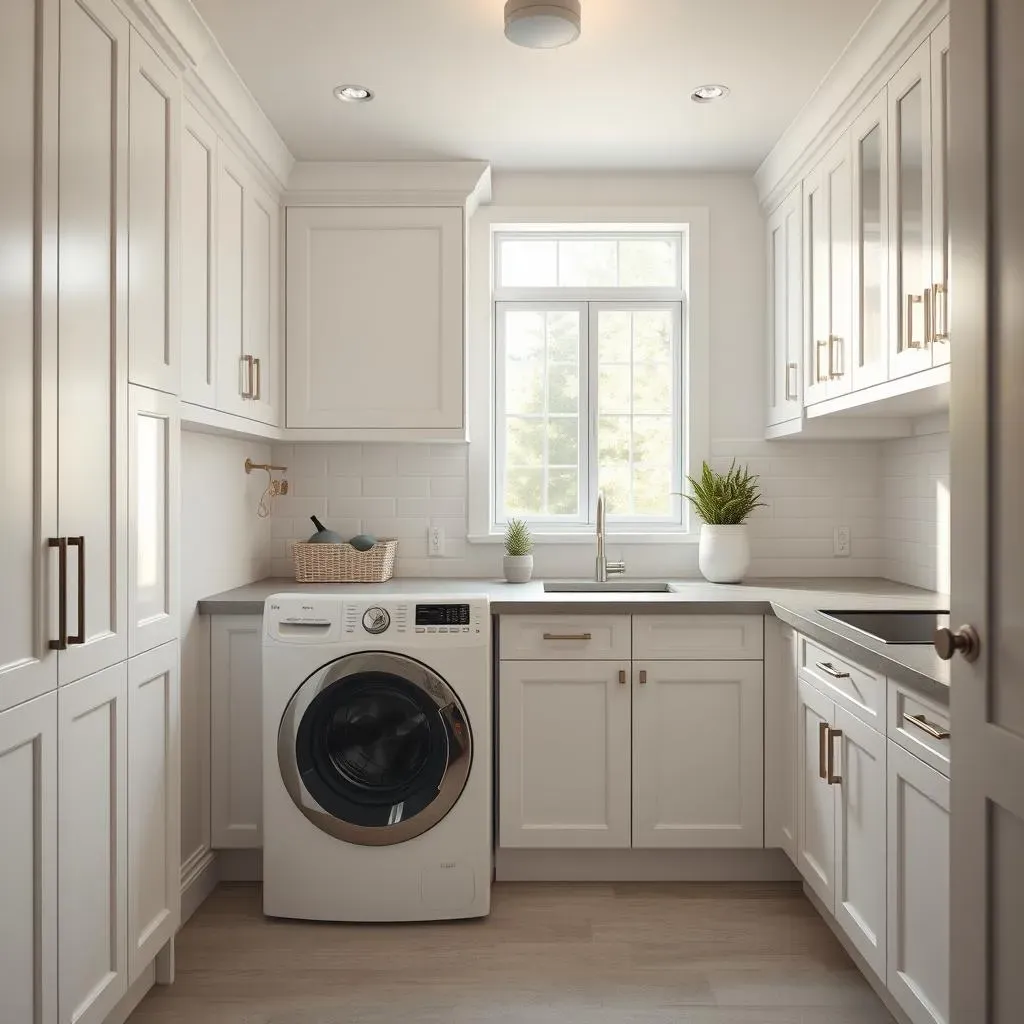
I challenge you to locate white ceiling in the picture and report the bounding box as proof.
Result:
[192,0,879,170]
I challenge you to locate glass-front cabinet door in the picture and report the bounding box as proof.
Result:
[851,91,889,390]
[888,39,934,378]
[929,16,950,367]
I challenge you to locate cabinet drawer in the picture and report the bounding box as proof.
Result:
[798,635,884,731]
[499,615,630,661]
[888,680,950,778]
[633,615,763,660]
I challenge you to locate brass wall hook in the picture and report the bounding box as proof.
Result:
[245,458,288,517]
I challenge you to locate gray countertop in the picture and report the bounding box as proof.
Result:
[198,576,950,697]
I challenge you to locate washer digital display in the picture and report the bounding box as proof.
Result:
[415,604,471,626]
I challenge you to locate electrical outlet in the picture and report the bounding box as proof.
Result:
[834,525,851,557]
[428,526,445,557]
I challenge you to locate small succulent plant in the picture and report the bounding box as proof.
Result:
[503,518,533,556]
[684,461,766,526]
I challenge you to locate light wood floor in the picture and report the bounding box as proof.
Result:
[129,882,894,1024]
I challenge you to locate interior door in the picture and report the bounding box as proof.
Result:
[0,0,59,712]
[57,0,130,685]
[949,0,1024,1019]
[797,678,835,909]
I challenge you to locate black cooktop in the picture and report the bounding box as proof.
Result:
[820,610,950,645]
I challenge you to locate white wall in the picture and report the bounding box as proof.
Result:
[268,171,883,580]
[180,431,271,879]
[881,428,950,593]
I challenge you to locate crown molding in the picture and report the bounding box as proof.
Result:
[285,161,492,209]
[755,0,948,211]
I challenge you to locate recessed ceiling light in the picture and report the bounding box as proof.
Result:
[504,0,581,49]
[691,84,730,103]
[334,84,373,103]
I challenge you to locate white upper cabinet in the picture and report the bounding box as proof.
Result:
[286,206,466,435]
[766,184,803,428]
[850,91,890,391]
[0,0,58,713]
[180,101,218,408]
[804,134,853,405]
[928,17,950,369]
[127,28,180,395]
[57,0,130,686]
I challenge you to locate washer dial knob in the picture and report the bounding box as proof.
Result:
[362,607,390,635]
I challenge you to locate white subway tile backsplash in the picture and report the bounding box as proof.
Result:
[363,476,431,498]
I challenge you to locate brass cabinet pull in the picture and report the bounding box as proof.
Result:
[827,728,842,785]
[68,536,85,646]
[618,669,627,686]
[785,361,799,401]
[904,294,925,350]
[542,632,592,641]
[639,669,647,685]
[924,286,933,344]
[815,339,829,382]
[828,335,845,379]
[49,537,68,651]
[240,355,254,398]
[252,357,262,401]
[815,660,851,680]
[932,283,949,342]
[818,721,829,780]
[903,712,950,740]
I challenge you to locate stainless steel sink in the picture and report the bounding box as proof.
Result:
[543,581,675,593]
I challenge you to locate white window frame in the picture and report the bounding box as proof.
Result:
[467,207,711,544]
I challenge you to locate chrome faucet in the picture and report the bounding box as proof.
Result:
[595,491,626,583]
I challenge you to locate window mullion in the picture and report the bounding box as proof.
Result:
[585,302,599,525]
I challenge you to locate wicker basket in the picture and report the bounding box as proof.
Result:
[291,539,398,583]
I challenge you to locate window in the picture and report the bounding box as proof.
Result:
[493,229,688,531]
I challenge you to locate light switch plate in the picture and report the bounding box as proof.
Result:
[429,526,445,557]
[834,525,851,557]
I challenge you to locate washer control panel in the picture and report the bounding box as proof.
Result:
[361,606,391,634]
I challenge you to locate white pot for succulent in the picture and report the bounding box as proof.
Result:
[698,525,751,584]
[503,554,534,584]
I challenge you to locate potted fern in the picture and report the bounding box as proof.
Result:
[503,518,534,584]
[684,461,765,583]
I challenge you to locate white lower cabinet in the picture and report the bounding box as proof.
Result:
[797,677,836,905]
[498,660,631,849]
[58,664,129,1024]
[127,642,180,983]
[887,740,950,1024]
[211,615,264,848]
[0,691,58,1024]
[632,661,763,848]
[765,620,798,862]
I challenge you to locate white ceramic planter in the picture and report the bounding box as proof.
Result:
[698,525,751,583]
[503,554,534,584]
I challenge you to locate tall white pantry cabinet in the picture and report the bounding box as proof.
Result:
[1,1,182,1022]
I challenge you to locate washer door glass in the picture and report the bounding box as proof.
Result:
[279,652,472,846]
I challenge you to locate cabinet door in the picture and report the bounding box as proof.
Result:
[0,692,58,1024]
[833,706,887,979]
[57,0,130,685]
[58,664,128,1024]
[803,157,834,405]
[766,185,803,427]
[765,621,798,862]
[180,100,218,408]
[851,91,890,391]
[888,741,950,1024]
[287,206,465,431]
[826,135,854,396]
[243,182,281,426]
[127,643,180,983]
[127,28,180,395]
[889,39,934,377]
[211,616,263,848]
[128,386,180,656]
[498,660,631,848]
[215,148,249,418]
[797,678,835,909]
[928,17,951,367]
[0,0,59,712]
[632,661,763,848]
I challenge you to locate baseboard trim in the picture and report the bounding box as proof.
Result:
[102,961,155,1024]
[218,847,263,881]
[803,884,913,1024]
[494,847,801,882]
[180,847,219,926]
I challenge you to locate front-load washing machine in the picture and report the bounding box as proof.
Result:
[262,592,491,922]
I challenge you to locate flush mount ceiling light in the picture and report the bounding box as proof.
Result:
[334,84,374,103]
[504,0,581,49]
[690,84,730,103]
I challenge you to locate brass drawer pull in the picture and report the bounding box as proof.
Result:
[618,669,626,686]
[639,669,647,685]
[49,537,68,651]
[827,728,842,785]
[932,282,949,342]
[815,339,829,382]
[542,632,592,641]
[252,356,262,401]
[785,362,799,401]
[903,712,950,740]
[815,661,851,680]
[818,721,829,780]
[240,354,254,398]
[905,294,925,350]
